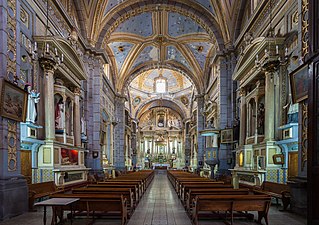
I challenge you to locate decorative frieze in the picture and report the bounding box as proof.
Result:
[301,0,309,59]
[6,0,17,82]
[301,101,307,171]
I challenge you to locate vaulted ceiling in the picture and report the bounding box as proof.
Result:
[61,0,242,119]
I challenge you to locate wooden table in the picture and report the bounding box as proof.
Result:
[34,198,79,225]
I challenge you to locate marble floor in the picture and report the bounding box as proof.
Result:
[0,171,307,225]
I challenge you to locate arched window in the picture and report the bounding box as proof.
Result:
[154,69,167,93]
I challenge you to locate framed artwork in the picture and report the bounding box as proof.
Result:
[0,80,27,122]
[220,129,233,143]
[290,64,309,103]
[273,154,285,165]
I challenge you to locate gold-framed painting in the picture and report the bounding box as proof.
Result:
[290,64,309,103]
[0,79,27,122]
[220,128,233,143]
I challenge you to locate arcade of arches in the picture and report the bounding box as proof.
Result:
[0,0,318,224]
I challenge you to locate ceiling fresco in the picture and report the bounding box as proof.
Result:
[103,0,119,15]
[108,42,134,72]
[131,45,159,71]
[166,46,192,71]
[194,0,216,15]
[114,13,153,37]
[187,42,213,70]
[168,12,205,37]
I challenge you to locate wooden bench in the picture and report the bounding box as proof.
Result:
[28,181,64,211]
[185,188,249,212]
[192,194,271,225]
[51,193,128,225]
[253,181,291,210]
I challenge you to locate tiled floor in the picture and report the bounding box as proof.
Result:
[0,171,307,225]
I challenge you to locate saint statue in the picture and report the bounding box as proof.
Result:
[55,99,64,130]
[25,84,40,124]
[81,116,87,135]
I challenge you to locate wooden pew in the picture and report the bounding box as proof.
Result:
[253,181,291,210]
[107,179,145,193]
[192,195,271,225]
[88,184,140,203]
[72,187,135,215]
[97,181,143,198]
[177,180,224,196]
[185,188,249,213]
[51,193,128,225]
[175,178,211,191]
[180,183,232,201]
[28,181,64,211]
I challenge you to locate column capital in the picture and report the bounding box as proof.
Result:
[39,56,58,72]
[195,94,205,100]
[115,94,127,103]
[73,87,81,95]
[239,87,246,97]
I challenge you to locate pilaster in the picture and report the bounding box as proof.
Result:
[40,61,56,141]
[73,87,81,147]
[114,95,126,170]
[239,88,247,146]
[0,0,27,220]
[196,94,205,170]
[264,71,275,141]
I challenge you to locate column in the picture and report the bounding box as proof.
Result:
[73,87,81,147]
[0,0,28,219]
[254,97,259,143]
[131,133,137,168]
[264,71,275,141]
[114,95,126,170]
[40,60,56,141]
[196,94,205,170]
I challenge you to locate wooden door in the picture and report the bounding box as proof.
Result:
[288,152,298,178]
[20,150,32,184]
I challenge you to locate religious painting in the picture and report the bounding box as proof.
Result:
[290,65,309,103]
[220,129,233,143]
[61,148,78,165]
[157,113,165,127]
[0,80,27,122]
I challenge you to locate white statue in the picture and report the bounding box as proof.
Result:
[25,84,40,124]
[55,99,64,130]
[81,116,87,135]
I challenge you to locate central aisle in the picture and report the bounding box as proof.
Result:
[128,170,192,225]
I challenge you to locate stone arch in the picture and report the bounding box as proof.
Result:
[119,63,203,95]
[135,99,186,120]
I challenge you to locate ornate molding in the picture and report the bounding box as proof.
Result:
[7,120,17,171]
[7,0,17,82]
[301,101,308,171]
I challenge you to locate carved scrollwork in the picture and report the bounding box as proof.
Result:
[301,101,308,171]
